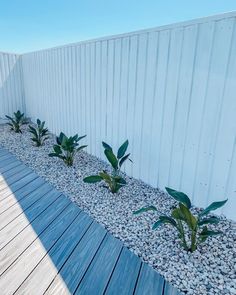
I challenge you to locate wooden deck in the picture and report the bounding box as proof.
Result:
[0,146,182,295]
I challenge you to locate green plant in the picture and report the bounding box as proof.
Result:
[28,119,49,147]
[5,110,25,133]
[83,140,131,193]
[48,132,87,166]
[134,187,227,252]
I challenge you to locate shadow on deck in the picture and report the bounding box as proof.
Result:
[0,146,182,295]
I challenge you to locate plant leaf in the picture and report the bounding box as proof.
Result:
[199,227,222,242]
[117,140,129,159]
[152,220,164,229]
[179,203,197,230]
[102,141,113,151]
[199,199,228,217]
[159,215,177,227]
[77,145,87,151]
[99,171,112,182]
[83,175,103,183]
[165,187,191,208]
[104,149,118,169]
[198,216,220,226]
[119,153,130,168]
[77,135,87,141]
[133,205,157,215]
[171,208,185,221]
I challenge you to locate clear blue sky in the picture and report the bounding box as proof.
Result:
[0,0,236,53]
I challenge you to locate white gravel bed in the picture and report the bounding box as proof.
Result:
[0,124,235,295]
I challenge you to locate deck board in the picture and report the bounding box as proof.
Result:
[0,146,182,295]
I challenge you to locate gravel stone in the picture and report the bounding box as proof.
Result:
[0,123,235,295]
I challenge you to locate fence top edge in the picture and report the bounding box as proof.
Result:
[4,10,236,56]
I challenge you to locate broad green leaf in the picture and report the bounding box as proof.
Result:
[48,152,58,157]
[119,153,130,168]
[77,135,87,141]
[77,145,87,151]
[198,216,220,226]
[57,133,64,145]
[159,215,177,227]
[117,177,126,185]
[102,141,113,151]
[83,175,103,183]
[165,187,191,208]
[104,149,118,169]
[199,199,228,217]
[152,220,164,229]
[199,227,222,242]
[179,203,197,230]
[117,140,129,159]
[171,208,185,221]
[99,171,112,182]
[133,205,157,215]
[53,145,62,154]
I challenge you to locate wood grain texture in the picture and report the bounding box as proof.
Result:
[0,182,51,229]
[0,147,182,295]
[0,177,46,214]
[75,233,123,295]
[105,247,141,295]
[0,203,80,294]
[134,263,164,295]
[15,212,92,295]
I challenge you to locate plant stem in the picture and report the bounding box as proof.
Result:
[190,230,197,252]
[177,220,188,251]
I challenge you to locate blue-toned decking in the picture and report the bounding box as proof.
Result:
[0,147,181,295]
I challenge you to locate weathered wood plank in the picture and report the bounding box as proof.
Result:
[0,190,62,251]
[75,234,123,295]
[134,263,165,295]
[163,282,182,295]
[0,194,70,276]
[0,203,80,294]
[0,164,29,184]
[0,182,52,229]
[0,157,21,173]
[105,247,141,295]
[15,212,92,295]
[45,222,107,294]
[0,149,9,157]
[0,177,46,214]
[0,153,13,162]
[0,147,182,295]
[0,172,39,201]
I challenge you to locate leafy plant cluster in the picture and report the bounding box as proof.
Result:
[28,119,49,147]
[5,110,25,133]
[134,187,227,252]
[5,110,228,252]
[49,132,87,166]
[83,140,131,193]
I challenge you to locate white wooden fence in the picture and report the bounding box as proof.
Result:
[0,52,25,122]
[2,12,236,219]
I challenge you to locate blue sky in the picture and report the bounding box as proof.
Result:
[0,0,236,53]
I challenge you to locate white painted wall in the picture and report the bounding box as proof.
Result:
[5,12,236,220]
[0,52,25,122]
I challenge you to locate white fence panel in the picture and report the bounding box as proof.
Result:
[0,52,24,122]
[20,12,236,220]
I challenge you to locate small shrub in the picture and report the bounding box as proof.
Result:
[49,132,87,166]
[134,187,227,252]
[83,140,131,193]
[5,110,25,133]
[28,119,49,147]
